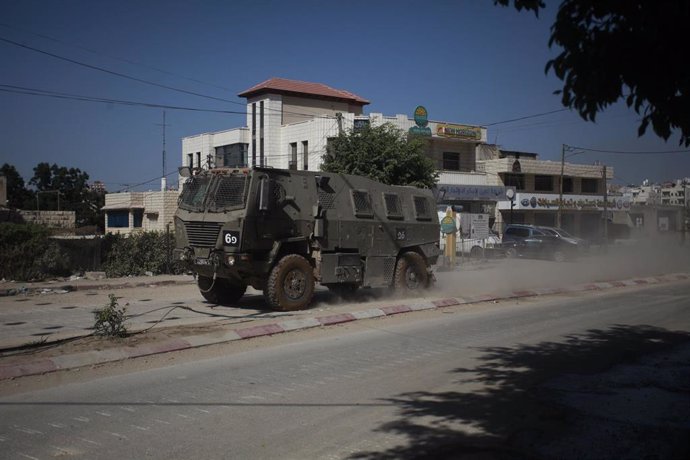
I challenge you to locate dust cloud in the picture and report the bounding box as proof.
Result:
[432,234,690,299]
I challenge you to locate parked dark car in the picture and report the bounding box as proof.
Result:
[502,224,586,262]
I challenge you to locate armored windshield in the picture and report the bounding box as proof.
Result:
[208,175,248,211]
[179,176,212,211]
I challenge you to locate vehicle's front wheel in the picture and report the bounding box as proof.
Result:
[265,254,315,311]
[198,276,247,305]
[470,246,483,259]
[394,251,430,292]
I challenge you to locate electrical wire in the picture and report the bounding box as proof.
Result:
[566,145,690,155]
[0,35,347,120]
[0,22,234,93]
[0,84,246,114]
[483,108,570,126]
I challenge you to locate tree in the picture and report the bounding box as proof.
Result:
[0,163,34,209]
[29,162,104,229]
[495,0,690,146]
[321,123,438,189]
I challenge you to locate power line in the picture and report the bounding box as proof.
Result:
[484,108,570,126]
[0,84,245,114]
[0,36,243,105]
[0,22,234,93]
[0,35,340,120]
[567,145,690,155]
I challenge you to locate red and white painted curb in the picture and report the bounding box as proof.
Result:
[1,272,688,381]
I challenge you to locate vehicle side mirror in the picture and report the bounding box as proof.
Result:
[178,166,192,178]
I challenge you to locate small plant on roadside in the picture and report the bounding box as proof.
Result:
[93,294,128,338]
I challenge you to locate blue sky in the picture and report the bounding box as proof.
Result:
[1,0,687,192]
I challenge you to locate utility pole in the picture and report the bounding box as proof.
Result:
[602,165,608,251]
[336,112,343,135]
[557,144,565,228]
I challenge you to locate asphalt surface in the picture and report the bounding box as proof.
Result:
[1,282,689,459]
[1,241,689,381]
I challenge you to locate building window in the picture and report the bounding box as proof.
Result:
[133,210,143,228]
[563,177,574,193]
[504,173,525,191]
[215,144,248,168]
[581,178,599,194]
[196,152,201,169]
[443,152,460,171]
[302,141,309,170]
[187,153,193,168]
[534,175,553,192]
[289,143,297,170]
[107,210,129,228]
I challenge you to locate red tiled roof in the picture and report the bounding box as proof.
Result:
[238,77,370,105]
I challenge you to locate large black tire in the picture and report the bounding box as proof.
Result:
[198,276,247,305]
[394,252,430,292]
[264,254,315,311]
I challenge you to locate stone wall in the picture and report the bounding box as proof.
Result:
[18,210,76,231]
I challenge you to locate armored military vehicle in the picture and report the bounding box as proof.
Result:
[174,167,440,311]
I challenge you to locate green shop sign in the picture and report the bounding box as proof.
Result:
[409,105,432,137]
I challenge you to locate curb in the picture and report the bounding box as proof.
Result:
[1,272,689,381]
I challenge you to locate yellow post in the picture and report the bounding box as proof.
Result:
[444,206,456,267]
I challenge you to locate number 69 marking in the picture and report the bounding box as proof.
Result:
[223,231,239,246]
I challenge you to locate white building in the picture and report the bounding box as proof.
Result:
[181,77,488,183]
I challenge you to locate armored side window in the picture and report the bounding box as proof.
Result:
[351,190,373,218]
[318,189,336,209]
[413,196,433,221]
[383,192,403,220]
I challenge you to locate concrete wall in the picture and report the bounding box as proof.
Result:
[19,210,76,231]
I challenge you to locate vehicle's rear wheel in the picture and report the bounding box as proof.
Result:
[394,251,430,292]
[504,247,517,258]
[470,246,483,259]
[265,254,315,311]
[198,276,247,305]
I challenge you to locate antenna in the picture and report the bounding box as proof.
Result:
[156,111,170,191]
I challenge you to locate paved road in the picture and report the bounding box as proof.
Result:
[1,240,688,349]
[1,281,689,459]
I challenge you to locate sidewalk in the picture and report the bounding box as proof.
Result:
[1,267,689,382]
[0,273,196,297]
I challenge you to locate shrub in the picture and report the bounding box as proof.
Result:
[102,231,183,277]
[0,223,70,281]
[93,294,128,337]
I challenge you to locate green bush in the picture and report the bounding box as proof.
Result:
[0,223,71,281]
[102,231,183,277]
